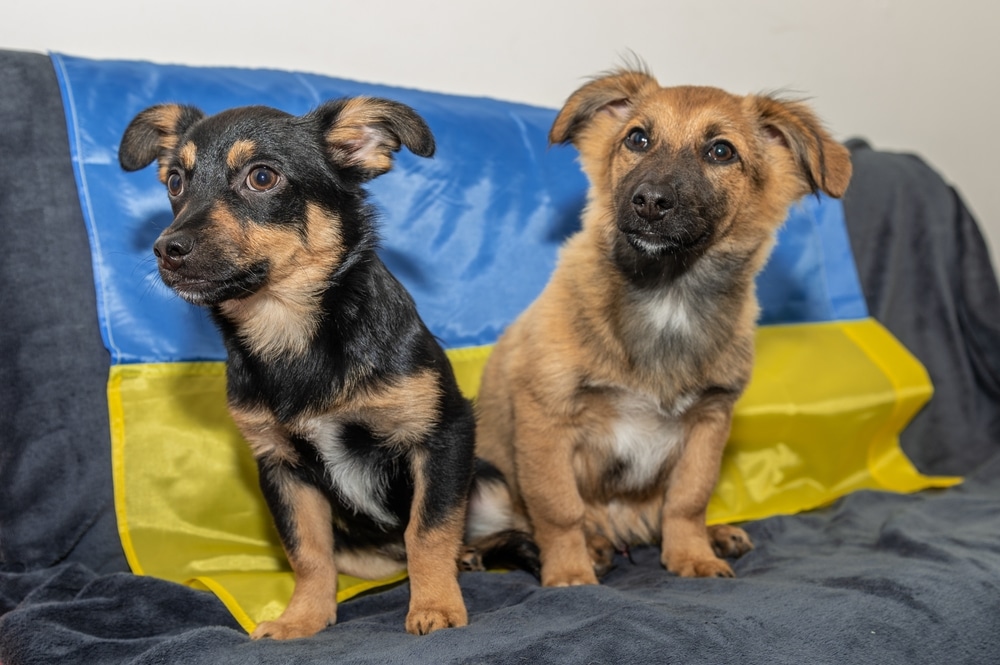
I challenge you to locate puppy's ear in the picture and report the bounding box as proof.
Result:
[549,69,659,146]
[119,104,205,175]
[751,97,853,198]
[316,97,435,180]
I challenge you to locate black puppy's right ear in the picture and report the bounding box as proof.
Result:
[549,68,659,146]
[119,104,205,177]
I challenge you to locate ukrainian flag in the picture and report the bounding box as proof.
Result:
[52,54,958,633]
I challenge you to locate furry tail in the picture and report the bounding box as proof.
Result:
[462,459,540,578]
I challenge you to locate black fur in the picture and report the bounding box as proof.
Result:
[120,99,535,634]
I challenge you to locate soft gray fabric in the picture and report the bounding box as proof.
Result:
[0,49,127,574]
[843,140,1000,476]
[2,456,1000,664]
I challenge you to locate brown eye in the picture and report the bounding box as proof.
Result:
[166,171,183,196]
[247,166,279,192]
[625,128,650,151]
[707,140,737,163]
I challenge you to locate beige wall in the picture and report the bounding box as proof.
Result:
[5,0,998,272]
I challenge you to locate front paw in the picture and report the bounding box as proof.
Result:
[587,533,616,578]
[251,614,333,640]
[708,524,754,559]
[664,554,736,579]
[406,605,468,635]
[459,546,484,572]
[541,563,599,587]
[536,529,600,587]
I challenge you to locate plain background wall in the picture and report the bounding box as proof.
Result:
[4,0,998,272]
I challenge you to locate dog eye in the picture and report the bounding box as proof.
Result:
[706,141,737,163]
[166,171,184,196]
[247,166,280,192]
[624,128,650,151]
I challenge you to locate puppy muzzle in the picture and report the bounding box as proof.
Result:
[618,181,713,255]
[153,229,267,306]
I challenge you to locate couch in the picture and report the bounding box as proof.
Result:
[2,48,1000,664]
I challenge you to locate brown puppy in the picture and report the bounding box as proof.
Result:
[476,68,852,586]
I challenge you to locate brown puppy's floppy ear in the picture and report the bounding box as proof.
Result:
[119,104,205,175]
[316,97,435,180]
[750,96,853,198]
[549,68,659,147]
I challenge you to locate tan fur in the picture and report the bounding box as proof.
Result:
[229,404,298,466]
[227,139,256,171]
[145,104,186,183]
[403,451,468,634]
[231,359,441,455]
[251,479,338,639]
[334,370,443,447]
[146,104,186,137]
[242,370,445,466]
[178,141,197,171]
[325,97,401,174]
[476,69,852,586]
[218,203,345,360]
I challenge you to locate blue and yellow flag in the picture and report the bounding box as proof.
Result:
[52,53,958,633]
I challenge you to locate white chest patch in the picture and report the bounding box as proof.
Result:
[640,288,695,337]
[298,415,398,528]
[603,395,687,492]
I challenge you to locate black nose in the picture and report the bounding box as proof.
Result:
[153,233,194,271]
[631,183,675,222]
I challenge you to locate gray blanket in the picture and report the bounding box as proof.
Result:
[3,462,1000,664]
[2,50,999,664]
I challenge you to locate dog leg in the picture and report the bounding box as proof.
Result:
[404,451,468,635]
[514,415,597,587]
[251,467,339,639]
[660,411,738,578]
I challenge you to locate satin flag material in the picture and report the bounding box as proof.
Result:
[54,53,958,633]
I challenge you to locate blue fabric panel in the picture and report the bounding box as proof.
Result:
[758,194,869,325]
[51,53,867,364]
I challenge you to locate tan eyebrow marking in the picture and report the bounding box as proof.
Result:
[179,141,197,170]
[227,139,257,170]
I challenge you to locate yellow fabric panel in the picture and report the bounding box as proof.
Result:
[707,318,959,525]
[108,363,406,634]
[108,317,958,634]
[443,343,494,398]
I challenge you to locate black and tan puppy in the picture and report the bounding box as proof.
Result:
[476,68,853,586]
[119,98,487,639]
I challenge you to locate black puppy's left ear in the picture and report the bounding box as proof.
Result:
[316,97,435,180]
